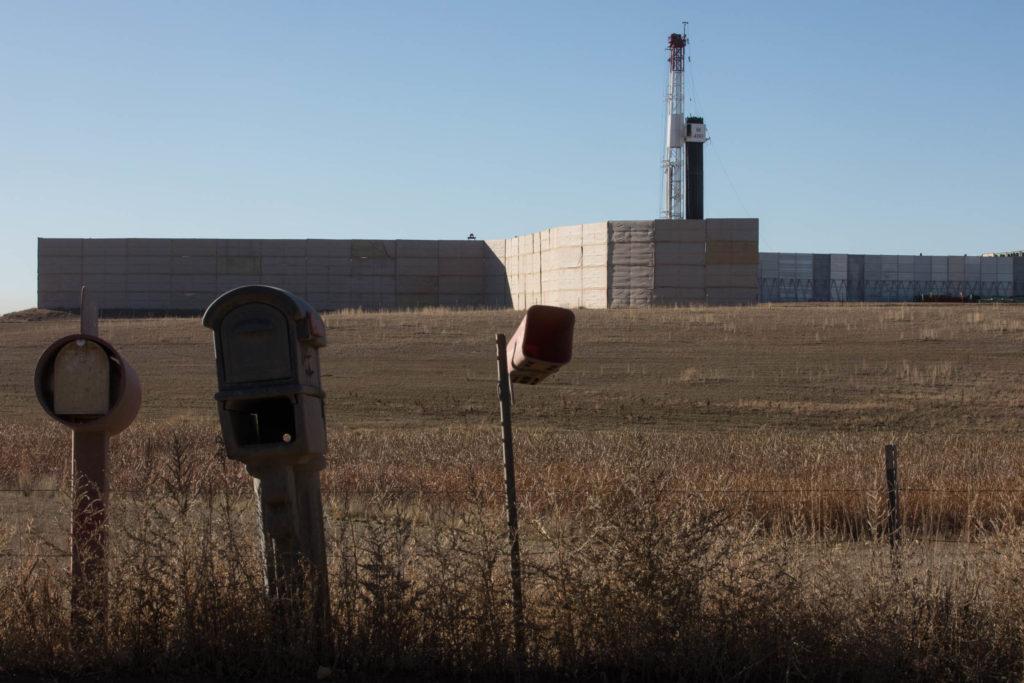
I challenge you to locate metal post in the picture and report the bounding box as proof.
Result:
[496,333,526,667]
[884,444,902,571]
[80,286,98,337]
[72,288,107,627]
[71,430,109,626]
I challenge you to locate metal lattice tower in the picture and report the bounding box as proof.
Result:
[662,29,687,219]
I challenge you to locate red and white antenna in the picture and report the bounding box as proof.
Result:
[662,24,687,219]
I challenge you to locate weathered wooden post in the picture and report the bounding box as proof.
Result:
[884,444,902,571]
[202,286,330,634]
[34,287,142,627]
[495,305,575,668]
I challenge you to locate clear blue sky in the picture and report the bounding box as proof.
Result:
[2,1,1021,313]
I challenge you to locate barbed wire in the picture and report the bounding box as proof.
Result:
[0,536,1001,560]
[2,482,1021,563]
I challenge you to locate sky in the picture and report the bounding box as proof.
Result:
[1,1,1022,313]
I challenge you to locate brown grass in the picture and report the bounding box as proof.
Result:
[2,303,1024,679]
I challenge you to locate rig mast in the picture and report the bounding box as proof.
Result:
[662,29,687,219]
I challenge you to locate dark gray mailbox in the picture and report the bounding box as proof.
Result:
[204,285,327,470]
[203,285,329,626]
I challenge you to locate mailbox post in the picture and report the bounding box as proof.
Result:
[202,286,330,630]
[495,305,575,667]
[34,287,142,627]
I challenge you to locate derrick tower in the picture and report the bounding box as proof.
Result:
[661,30,687,219]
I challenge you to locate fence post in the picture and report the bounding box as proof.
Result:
[884,444,902,570]
[495,333,526,669]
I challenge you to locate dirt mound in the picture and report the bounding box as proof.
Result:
[0,308,75,322]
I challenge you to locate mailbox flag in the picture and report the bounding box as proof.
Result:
[506,305,575,385]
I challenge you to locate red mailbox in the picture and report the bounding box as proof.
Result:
[494,303,575,663]
[505,305,575,385]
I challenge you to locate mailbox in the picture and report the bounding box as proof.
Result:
[34,291,144,627]
[493,304,576,658]
[202,285,328,471]
[506,305,575,385]
[35,334,142,435]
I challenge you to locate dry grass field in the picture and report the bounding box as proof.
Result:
[2,303,1024,679]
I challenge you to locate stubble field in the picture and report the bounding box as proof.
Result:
[2,303,1024,680]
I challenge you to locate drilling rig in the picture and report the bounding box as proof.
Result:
[662,26,707,220]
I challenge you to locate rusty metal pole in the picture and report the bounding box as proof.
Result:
[71,430,109,625]
[496,333,526,668]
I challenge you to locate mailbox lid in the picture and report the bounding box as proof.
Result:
[203,285,327,348]
[219,302,295,385]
